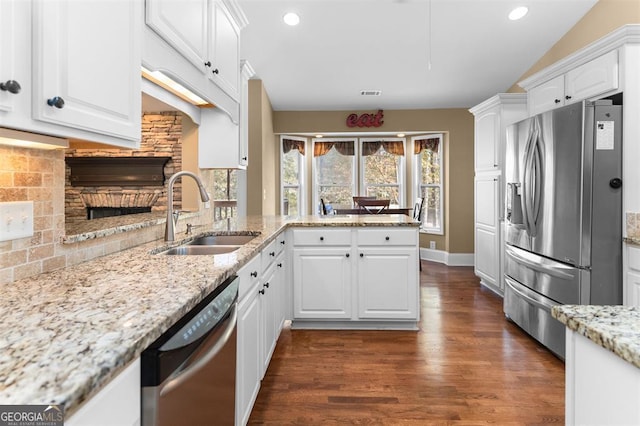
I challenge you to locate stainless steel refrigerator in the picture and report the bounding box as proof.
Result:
[503,100,622,359]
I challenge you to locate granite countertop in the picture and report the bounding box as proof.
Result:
[0,215,417,415]
[552,305,640,369]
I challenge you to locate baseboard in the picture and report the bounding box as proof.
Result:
[420,248,474,267]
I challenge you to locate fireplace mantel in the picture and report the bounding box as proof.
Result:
[66,156,171,187]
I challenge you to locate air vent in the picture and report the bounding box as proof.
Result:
[360,90,382,96]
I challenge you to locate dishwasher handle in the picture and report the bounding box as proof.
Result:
[160,303,237,397]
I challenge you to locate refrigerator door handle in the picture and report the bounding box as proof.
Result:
[521,126,537,235]
[505,276,557,311]
[506,245,575,279]
[531,119,543,230]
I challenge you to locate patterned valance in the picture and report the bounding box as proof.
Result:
[313,141,355,157]
[283,138,305,155]
[361,140,404,156]
[413,137,440,154]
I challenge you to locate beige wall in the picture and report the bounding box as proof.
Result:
[272,109,475,254]
[247,79,277,216]
[508,0,640,92]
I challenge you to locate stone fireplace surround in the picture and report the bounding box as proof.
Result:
[65,112,183,224]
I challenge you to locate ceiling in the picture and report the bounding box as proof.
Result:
[237,0,598,111]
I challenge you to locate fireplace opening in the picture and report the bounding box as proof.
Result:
[87,207,152,220]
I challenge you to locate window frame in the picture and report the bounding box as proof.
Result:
[358,137,406,207]
[412,134,444,235]
[311,137,357,213]
[280,135,307,216]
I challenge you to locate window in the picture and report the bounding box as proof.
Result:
[413,135,443,234]
[281,136,306,215]
[313,138,356,213]
[212,169,237,219]
[360,138,405,207]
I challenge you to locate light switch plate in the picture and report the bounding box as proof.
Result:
[0,201,34,242]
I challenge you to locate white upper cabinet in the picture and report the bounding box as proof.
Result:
[32,0,142,141]
[565,50,618,103]
[0,0,141,148]
[528,75,565,116]
[0,0,24,114]
[473,108,499,171]
[145,0,209,70]
[209,0,241,101]
[526,49,619,116]
[145,0,245,112]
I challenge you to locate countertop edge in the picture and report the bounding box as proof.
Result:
[551,305,640,369]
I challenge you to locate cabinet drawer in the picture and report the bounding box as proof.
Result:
[293,228,351,246]
[261,239,278,273]
[358,228,417,246]
[628,246,640,272]
[275,232,287,254]
[238,254,261,300]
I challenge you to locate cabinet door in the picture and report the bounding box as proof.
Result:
[475,175,500,291]
[474,107,499,171]
[0,0,27,114]
[357,248,418,319]
[260,265,277,376]
[236,289,261,426]
[566,50,618,102]
[625,271,640,308]
[198,107,241,169]
[66,359,140,426]
[528,75,565,116]
[292,248,352,319]
[209,0,241,100]
[274,257,286,332]
[145,0,208,71]
[32,0,141,141]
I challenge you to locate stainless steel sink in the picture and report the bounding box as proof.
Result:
[187,235,257,246]
[160,245,241,255]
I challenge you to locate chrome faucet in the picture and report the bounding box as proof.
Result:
[165,171,210,242]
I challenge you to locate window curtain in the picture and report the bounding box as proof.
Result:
[283,138,305,155]
[414,137,440,154]
[361,140,404,156]
[313,141,355,157]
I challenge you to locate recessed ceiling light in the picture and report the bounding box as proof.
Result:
[315,134,323,138]
[508,6,528,21]
[283,12,300,26]
[397,133,406,138]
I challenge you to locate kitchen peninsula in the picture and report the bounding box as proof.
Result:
[0,214,418,424]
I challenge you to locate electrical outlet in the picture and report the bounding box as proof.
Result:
[429,241,436,249]
[0,201,34,242]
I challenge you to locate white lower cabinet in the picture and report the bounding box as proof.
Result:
[291,227,419,327]
[292,247,353,319]
[236,233,287,426]
[357,248,418,319]
[624,245,640,307]
[236,255,261,426]
[65,358,140,426]
[565,331,640,425]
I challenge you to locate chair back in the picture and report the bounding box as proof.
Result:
[358,199,390,214]
[413,197,424,222]
[353,196,376,208]
[320,198,328,215]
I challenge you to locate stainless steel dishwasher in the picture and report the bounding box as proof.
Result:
[141,276,238,426]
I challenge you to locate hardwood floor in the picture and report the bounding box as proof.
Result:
[249,261,565,425]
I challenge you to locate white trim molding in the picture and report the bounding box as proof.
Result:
[420,248,474,267]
